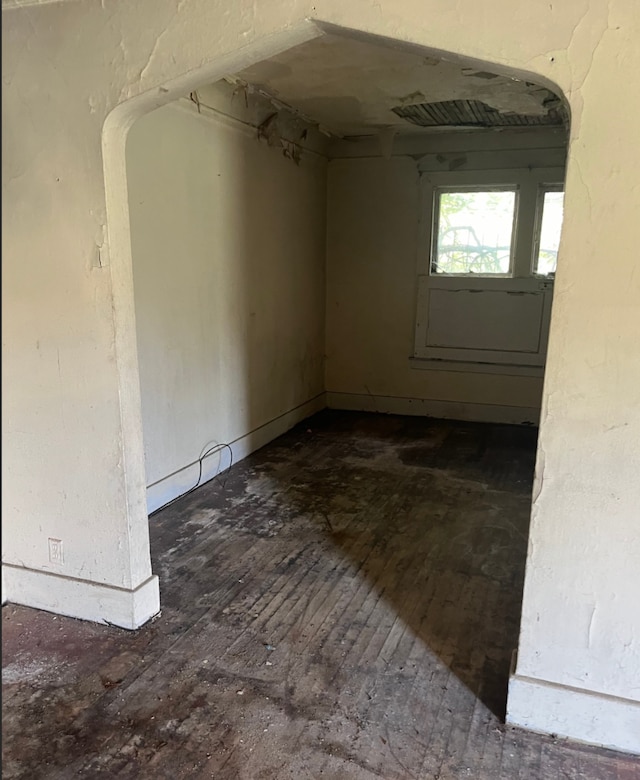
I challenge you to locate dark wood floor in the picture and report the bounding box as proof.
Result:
[3,411,638,779]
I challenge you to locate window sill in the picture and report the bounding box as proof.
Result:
[409,357,544,378]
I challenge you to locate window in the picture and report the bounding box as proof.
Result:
[414,166,566,374]
[534,186,564,276]
[432,187,517,276]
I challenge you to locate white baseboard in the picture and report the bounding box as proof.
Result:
[146,393,327,515]
[326,392,539,426]
[507,673,640,754]
[2,564,160,630]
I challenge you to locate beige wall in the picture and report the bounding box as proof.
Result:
[127,98,326,513]
[325,128,566,424]
[3,0,639,751]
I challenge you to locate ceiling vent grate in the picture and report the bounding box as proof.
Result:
[392,99,565,128]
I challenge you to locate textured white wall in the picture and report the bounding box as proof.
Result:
[3,0,639,749]
[127,99,326,512]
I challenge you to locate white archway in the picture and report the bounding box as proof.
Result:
[5,1,637,752]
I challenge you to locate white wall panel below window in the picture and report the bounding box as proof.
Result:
[414,277,553,366]
[427,288,544,352]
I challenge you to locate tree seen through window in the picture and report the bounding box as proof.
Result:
[433,189,516,274]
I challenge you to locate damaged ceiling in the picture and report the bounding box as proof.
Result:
[230,33,567,138]
[392,99,564,129]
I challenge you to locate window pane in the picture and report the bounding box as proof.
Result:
[433,190,516,275]
[535,190,564,275]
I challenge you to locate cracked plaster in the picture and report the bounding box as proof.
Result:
[233,33,566,137]
[2,0,640,752]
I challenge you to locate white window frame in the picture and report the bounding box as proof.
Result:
[430,184,519,278]
[531,183,564,277]
[413,167,565,373]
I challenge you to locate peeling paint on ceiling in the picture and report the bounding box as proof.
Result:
[393,99,565,129]
[230,33,566,138]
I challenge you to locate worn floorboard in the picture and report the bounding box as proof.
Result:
[3,411,638,779]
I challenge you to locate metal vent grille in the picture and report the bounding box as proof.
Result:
[392,99,565,128]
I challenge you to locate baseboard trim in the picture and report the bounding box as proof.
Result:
[1,564,160,630]
[507,672,640,754]
[146,393,327,515]
[326,392,539,426]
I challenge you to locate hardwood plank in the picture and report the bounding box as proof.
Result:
[3,411,638,780]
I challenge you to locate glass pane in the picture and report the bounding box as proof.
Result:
[434,190,516,275]
[535,190,564,275]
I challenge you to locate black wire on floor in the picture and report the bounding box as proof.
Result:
[148,442,233,518]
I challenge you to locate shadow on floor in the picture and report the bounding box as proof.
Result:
[14,412,631,780]
[151,409,537,722]
[254,410,538,721]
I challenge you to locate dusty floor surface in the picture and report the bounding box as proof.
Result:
[3,411,639,779]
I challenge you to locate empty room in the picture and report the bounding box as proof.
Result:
[3,3,639,779]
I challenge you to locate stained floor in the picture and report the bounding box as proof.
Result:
[3,411,638,779]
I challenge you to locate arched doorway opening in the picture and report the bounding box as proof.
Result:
[105,20,569,734]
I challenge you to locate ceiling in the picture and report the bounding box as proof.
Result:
[231,34,565,138]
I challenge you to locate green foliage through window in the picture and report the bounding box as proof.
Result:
[433,189,516,275]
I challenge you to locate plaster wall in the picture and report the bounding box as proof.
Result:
[126,98,326,513]
[325,129,565,424]
[3,0,640,751]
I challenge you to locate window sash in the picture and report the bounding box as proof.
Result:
[532,184,564,276]
[430,185,519,277]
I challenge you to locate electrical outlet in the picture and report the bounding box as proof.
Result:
[48,538,64,565]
